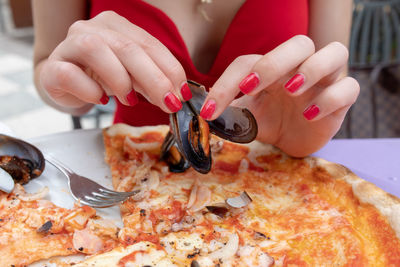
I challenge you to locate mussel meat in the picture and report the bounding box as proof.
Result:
[160,131,190,173]
[161,81,258,174]
[0,134,45,184]
[188,115,210,160]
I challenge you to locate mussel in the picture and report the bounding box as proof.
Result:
[0,134,45,184]
[161,81,258,174]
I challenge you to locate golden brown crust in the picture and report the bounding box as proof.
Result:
[104,123,169,137]
[312,157,400,239]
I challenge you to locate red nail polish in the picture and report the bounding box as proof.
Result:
[100,93,109,105]
[180,83,192,101]
[239,72,260,94]
[127,90,139,106]
[164,92,182,112]
[303,104,320,120]
[200,99,216,120]
[285,73,305,93]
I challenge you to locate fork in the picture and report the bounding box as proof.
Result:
[44,153,139,208]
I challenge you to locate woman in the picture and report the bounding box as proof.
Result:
[32,0,359,157]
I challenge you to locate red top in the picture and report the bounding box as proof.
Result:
[90,0,309,126]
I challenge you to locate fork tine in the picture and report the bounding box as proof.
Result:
[91,191,128,202]
[98,187,140,197]
[81,195,124,207]
[80,200,115,208]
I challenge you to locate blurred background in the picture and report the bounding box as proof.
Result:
[0,0,399,139]
[0,0,113,139]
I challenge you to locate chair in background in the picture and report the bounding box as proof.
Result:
[71,97,116,129]
[339,0,400,138]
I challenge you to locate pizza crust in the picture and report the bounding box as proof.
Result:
[106,123,400,240]
[313,157,400,239]
[104,123,169,137]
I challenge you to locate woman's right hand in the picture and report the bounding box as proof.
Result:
[40,11,191,113]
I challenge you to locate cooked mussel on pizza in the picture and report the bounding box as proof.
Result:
[1,81,400,266]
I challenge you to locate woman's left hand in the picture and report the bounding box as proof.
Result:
[200,35,359,157]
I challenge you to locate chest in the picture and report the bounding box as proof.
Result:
[143,0,246,73]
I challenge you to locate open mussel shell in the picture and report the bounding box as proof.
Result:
[187,81,258,143]
[160,131,190,173]
[171,100,212,174]
[0,134,45,184]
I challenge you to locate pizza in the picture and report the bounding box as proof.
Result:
[1,122,400,266]
[75,123,400,266]
[0,184,120,266]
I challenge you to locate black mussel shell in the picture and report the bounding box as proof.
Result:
[160,132,190,173]
[0,134,45,184]
[163,81,258,174]
[171,101,212,174]
[187,81,258,143]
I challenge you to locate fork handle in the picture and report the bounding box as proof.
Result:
[44,153,74,177]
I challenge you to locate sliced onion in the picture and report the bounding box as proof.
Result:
[124,136,160,151]
[17,186,49,201]
[226,191,252,208]
[260,252,275,267]
[187,180,198,209]
[72,228,104,254]
[209,233,239,260]
[188,182,211,212]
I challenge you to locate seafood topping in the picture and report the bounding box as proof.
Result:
[37,220,53,234]
[0,134,45,184]
[206,205,229,218]
[188,115,210,160]
[160,132,190,173]
[161,81,258,174]
[226,191,252,208]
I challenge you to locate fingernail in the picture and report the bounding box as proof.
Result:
[164,92,182,112]
[180,82,192,101]
[200,99,216,120]
[100,93,109,105]
[303,104,320,120]
[285,73,305,93]
[127,90,139,106]
[239,72,260,94]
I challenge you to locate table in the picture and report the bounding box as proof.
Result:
[314,138,400,197]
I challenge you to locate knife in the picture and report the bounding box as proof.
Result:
[0,168,14,193]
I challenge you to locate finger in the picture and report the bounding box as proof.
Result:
[92,11,189,101]
[41,60,105,107]
[238,35,315,96]
[199,55,262,120]
[110,38,182,113]
[302,77,360,121]
[284,42,349,96]
[53,33,132,105]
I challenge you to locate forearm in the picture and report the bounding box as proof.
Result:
[34,59,94,116]
[32,0,92,115]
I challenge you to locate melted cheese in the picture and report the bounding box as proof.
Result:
[102,125,400,266]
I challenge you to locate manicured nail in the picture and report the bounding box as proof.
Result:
[126,90,139,106]
[285,73,305,93]
[303,104,320,120]
[180,82,192,101]
[239,72,260,94]
[200,99,216,120]
[100,93,109,105]
[164,92,182,112]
